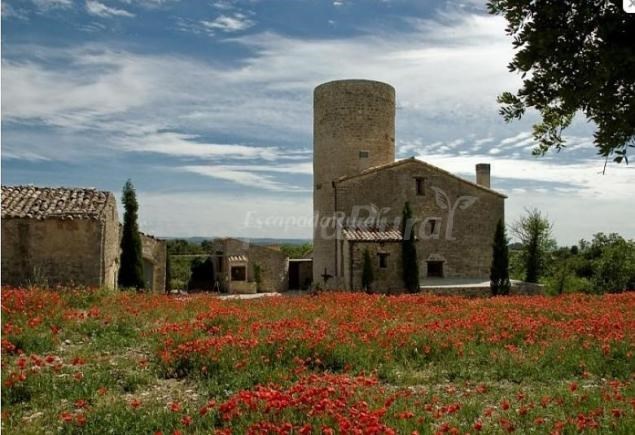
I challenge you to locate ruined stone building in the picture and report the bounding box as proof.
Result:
[1,185,166,291]
[313,80,506,291]
[203,238,289,294]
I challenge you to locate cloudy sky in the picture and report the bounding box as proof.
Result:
[2,0,633,244]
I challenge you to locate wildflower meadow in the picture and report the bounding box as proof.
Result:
[1,288,633,434]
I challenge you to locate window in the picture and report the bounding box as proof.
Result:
[427,219,438,235]
[415,177,425,195]
[378,253,389,268]
[359,150,369,158]
[231,266,246,281]
[427,261,444,278]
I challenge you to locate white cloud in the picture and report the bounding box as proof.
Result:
[201,13,254,33]
[33,0,72,10]
[417,152,633,201]
[120,131,283,160]
[85,0,135,18]
[180,165,307,192]
[2,3,28,19]
[136,191,313,238]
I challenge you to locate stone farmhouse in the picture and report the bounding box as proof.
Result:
[203,238,289,294]
[1,185,166,291]
[312,80,506,291]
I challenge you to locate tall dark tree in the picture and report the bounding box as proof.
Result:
[118,180,145,289]
[401,202,419,293]
[488,0,635,163]
[490,220,511,296]
[361,248,374,293]
[165,252,172,294]
[512,208,554,283]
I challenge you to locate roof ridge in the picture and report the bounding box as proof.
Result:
[1,185,114,220]
[334,157,506,198]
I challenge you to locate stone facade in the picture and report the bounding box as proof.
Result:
[311,80,507,291]
[2,185,166,292]
[343,240,402,293]
[313,80,396,290]
[140,233,167,293]
[209,238,289,293]
[1,186,119,288]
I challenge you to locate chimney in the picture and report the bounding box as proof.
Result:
[476,163,491,188]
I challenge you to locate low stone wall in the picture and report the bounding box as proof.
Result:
[420,281,544,297]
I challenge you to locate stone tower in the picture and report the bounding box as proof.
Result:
[313,79,396,288]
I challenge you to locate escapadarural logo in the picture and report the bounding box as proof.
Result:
[625,0,635,13]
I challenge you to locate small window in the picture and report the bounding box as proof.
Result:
[359,150,369,158]
[427,219,438,236]
[378,253,389,268]
[231,266,246,281]
[316,183,322,190]
[427,261,444,278]
[415,177,425,195]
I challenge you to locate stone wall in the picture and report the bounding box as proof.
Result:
[247,244,289,292]
[1,218,103,287]
[336,159,505,286]
[210,238,289,293]
[101,196,119,289]
[313,80,396,289]
[345,241,402,293]
[140,233,167,293]
[420,281,544,297]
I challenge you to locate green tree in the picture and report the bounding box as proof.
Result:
[253,264,262,292]
[361,249,374,292]
[279,243,313,259]
[118,180,145,289]
[401,202,419,293]
[512,208,554,283]
[490,220,511,296]
[165,252,172,293]
[488,0,635,162]
[587,233,635,293]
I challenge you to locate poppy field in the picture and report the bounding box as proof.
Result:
[1,288,634,434]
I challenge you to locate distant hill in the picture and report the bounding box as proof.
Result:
[164,236,311,246]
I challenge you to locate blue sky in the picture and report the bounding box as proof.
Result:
[2,0,633,244]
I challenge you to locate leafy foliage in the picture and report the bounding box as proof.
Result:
[278,243,313,259]
[166,239,204,255]
[118,180,145,289]
[488,0,635,162]
[165,252,171,293]
[511,208,554,283]
[490,220,511,296]
[401,202,419,293]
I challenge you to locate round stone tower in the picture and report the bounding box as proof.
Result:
[313,79,396,288]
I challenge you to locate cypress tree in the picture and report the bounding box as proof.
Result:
[165,252,172,293]
[490,220,511,296]
[118,180,145,289]
[361,248,374,292]
[401,202,420,293]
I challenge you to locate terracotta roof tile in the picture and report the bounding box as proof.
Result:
[342,227,403,242]
[227,255,248,263]
[1,185,113,220]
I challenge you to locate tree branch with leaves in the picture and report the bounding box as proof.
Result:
[488,0,635,163]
